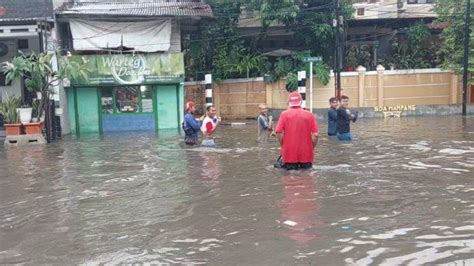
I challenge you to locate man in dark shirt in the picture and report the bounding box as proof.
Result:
[336,95,358,141]
[327,97,339,136]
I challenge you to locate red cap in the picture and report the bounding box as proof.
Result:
[288,92,302,107]
[185,101,195,112]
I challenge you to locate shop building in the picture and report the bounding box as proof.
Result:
[55,0,212,134]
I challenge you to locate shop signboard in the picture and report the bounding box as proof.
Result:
[66,53,184,86]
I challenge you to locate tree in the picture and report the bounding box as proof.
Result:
[184,0,346,82]
[385,22,436,69]
[434,0,474,73]
[4,51,87,120]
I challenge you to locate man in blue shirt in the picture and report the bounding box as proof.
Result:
[327,97,339,136]
[182,101,202,145]
[336,95,358,141]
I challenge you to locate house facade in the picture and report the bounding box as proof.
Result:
[55,0,212,135]
[235,1,439,71]
[346,0,440,70]
[0,0,53,102]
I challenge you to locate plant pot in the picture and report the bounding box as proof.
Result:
[4,123,23,135]
[23,122,43,135]
[17,108,32,123]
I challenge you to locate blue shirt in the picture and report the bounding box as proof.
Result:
[183,112,201,144]
[336,108,352,134]
[328,108,338,136]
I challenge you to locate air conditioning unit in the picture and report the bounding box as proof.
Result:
[397,0,407,11]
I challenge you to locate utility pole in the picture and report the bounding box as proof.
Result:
[462,0,471,116]
[334,0,343,97]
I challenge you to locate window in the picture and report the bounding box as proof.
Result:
[101,88,113,114]
[115,86,140,113]
[408,0,434,3]
[357,8,365,16]
[101,86,154,114]
[140,86,153,113]
[18,39,28,49]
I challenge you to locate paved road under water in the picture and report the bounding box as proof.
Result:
[1,116,474,265]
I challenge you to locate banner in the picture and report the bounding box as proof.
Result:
[67,53,184,86]
[70,19,171,52]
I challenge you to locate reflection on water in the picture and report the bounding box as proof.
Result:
[279,173,323,242]
[0,116,473,264]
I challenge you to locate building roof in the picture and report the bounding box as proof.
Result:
[0,0,53,22]
[399,4,436,19]
[56,0,213,19]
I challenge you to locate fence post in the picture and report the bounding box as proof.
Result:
[357,66,366,107]
[205,74,213,107]
[266,82,273,108]
[450,72,458,104]
[376,64,385,106]
[298,71,307,108]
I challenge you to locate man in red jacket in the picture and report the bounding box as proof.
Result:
[275,92,319,170]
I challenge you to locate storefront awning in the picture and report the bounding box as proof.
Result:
[70,19,171,52]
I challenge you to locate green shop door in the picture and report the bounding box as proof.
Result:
[156,85,181,129]
[73,87,100,134]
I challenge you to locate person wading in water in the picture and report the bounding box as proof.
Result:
[182,101,202,145]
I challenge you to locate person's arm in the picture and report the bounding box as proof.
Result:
[328,109,338,121]
[311,133,319,148]
[311,116,319,148]
[274,114,285,145]
[338,109,351,122]
[258,116,269,130]
[185,114,202,130]
[351,111,358,122]
[277,132,284,145]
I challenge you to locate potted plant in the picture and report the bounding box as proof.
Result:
[31,99,40,122]
[23,121,43,135]
[4,51,87,134]
[17,104,32,123]
[0,94,22,135]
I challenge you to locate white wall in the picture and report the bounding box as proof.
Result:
[170,19,181,53]
[0,40,21,100]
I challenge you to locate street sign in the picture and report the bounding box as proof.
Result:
[302,56,322,112]
[303,56,322,63]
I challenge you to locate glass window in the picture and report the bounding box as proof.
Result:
[140,86,154,113]
[115,86,140,113]
[101,88,113,114]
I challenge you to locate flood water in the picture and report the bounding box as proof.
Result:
[1,115,474,265]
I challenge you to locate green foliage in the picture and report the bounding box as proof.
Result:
[434,0,474,73]
[31,99,40,119]
[385,22,437,69]
[313,61,330,85]
[286,72,298,92]
[0,94,21,124]
[260,0,300,27]
[3,51,86,119]
[274,57,293,79]
[184,0,351,82]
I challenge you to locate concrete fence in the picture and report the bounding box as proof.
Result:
[185,67,467,119]
[185,77,266,119]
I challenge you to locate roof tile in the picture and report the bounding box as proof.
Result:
[57,0,213,18]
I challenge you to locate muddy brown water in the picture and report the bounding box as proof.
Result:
[1,116,473,265]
